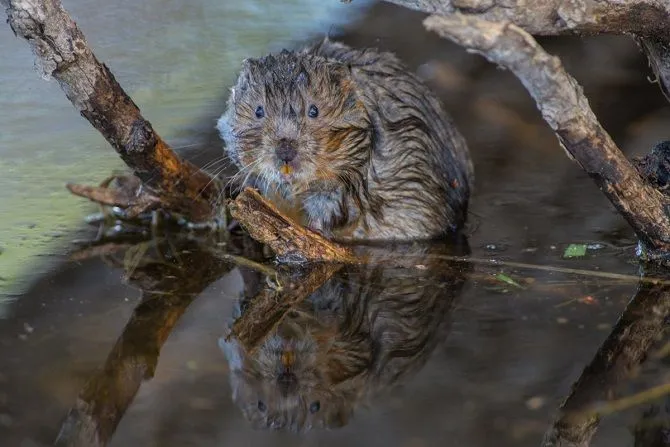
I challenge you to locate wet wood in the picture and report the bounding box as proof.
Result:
[541,275,670,447]
[639,37,670,103]
[3,0,222,221]
[424,14,670,260]
[384,0,670,38]
[228,187,356,263]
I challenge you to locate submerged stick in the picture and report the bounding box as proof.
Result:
[3,0,222,221]
[424,14,670,259]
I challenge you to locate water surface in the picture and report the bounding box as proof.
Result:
[1,1,670,447]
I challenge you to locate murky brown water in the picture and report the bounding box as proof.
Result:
[2,1,670,447]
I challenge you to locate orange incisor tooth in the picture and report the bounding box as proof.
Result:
[280,164,293,175]
[281,350,295,367]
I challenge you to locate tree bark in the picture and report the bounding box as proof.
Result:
[3,0,223,221]
[379,0,670,139]
[383,0,670,38]
[228,188,356,263]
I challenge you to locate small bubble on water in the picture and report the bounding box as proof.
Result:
[190,397,215,410]
[186,360,198,371]
[525,396,546,410]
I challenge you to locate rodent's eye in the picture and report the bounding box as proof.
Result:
[257,400,267,412]
[307,105,319,118]
[309,401,320,414]
[255,106,265,119]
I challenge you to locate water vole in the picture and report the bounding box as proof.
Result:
[217,39,474,240]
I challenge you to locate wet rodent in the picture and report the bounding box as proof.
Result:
[217,38,474,240]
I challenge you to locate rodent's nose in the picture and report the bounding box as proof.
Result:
[276,139,297,163]
[277,371,298,396]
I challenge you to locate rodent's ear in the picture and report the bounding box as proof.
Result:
[327,63,352,86]
[236,58,262,95]
[241,57,262,79]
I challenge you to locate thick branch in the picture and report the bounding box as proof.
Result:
[382,0,670,112]
[383,0,670,38]
[424,14,670,257]
[228,188,356,263]
[4,0,222,221]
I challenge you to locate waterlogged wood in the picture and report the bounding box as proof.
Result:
[229,188,356,263]
[541,277,670,447]
[3,0,222,221]
[424,14,670,258]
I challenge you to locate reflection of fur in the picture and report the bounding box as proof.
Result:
[220,240,470,432]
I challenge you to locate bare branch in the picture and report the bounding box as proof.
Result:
[381,0,670,106]
[384,0,670,38]
[424,14,670,257]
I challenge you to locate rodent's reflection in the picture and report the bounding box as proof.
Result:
[220,240,470,432]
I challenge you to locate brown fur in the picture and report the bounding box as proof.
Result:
[217,39,474,240]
